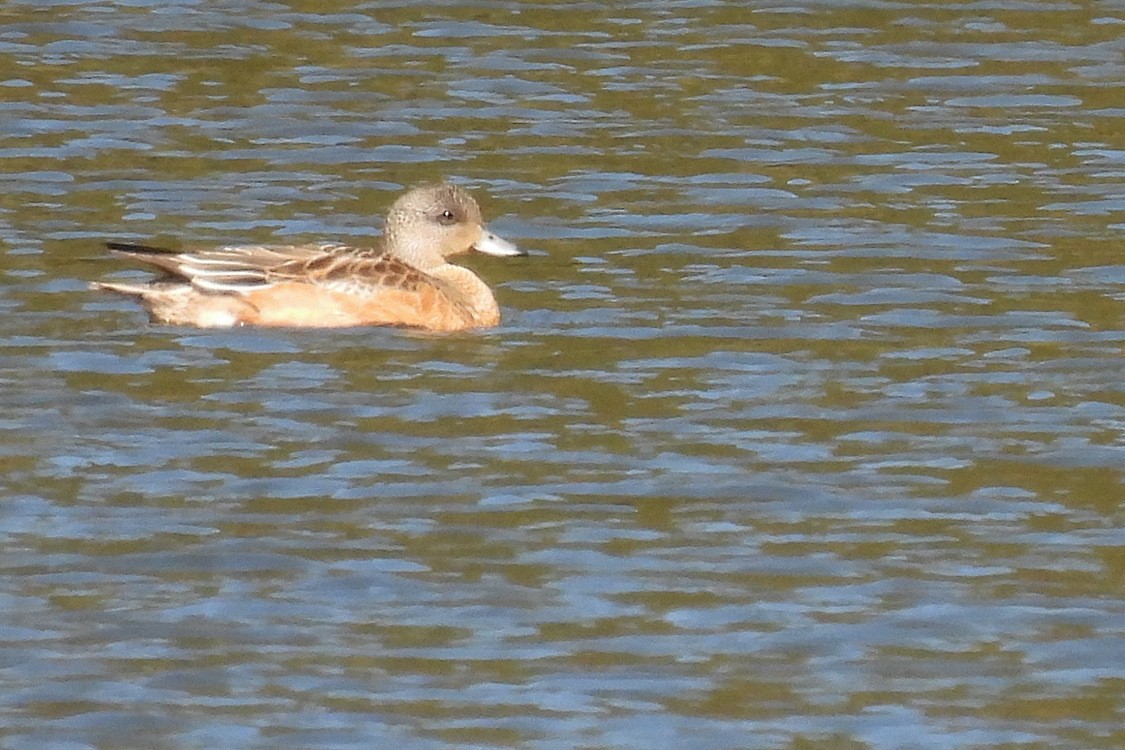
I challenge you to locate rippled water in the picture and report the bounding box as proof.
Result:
[1,2,1123,748]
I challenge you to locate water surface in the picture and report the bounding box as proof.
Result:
[1,2,1122,749]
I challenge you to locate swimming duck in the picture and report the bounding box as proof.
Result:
[91,183,525,331]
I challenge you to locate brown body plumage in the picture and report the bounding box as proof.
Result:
[92,183,525,331]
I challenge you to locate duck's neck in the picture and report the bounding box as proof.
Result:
[428,264,500,327]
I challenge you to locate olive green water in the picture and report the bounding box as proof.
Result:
[1,2,1122,749]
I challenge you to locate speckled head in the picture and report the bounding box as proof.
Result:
[382,183,524,270]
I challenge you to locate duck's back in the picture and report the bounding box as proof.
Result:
[94,244,491,330]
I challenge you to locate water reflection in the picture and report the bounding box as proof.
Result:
[1,1,1122,748]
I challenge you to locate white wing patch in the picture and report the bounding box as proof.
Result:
[182,253,272,292]
[177,245,318,292]
[171,243,378,294]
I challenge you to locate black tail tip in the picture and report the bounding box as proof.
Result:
[106,241,168,254]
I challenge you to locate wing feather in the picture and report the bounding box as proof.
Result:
[102,241,470,318]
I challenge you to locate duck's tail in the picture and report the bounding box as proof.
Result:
[89,280,153,298]
[105,241,171,255]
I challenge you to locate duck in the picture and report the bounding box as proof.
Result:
[91,182,526,331]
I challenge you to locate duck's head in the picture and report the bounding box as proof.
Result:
[383,183,524,270]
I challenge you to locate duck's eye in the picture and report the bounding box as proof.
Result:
[437,209,457,225]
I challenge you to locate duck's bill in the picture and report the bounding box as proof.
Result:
[473,230,526,257]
